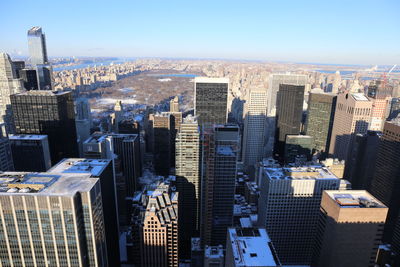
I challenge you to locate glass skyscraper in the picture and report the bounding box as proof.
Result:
[27,27,48,66]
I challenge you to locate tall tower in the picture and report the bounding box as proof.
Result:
[27,26,48,65]
[140,182,179,267]
[175,115,200,258]
[11,91,78,165]
[329,92,372,161]
[305,90,337,158]
[273,84,305,161]
[242,88,267,168]
[170,96,179,112]
[0,53,24,132]
[75,98,92,157]
[201,124,239,247]
[0,172,107,266]
[369,120,400,241]
[151,113,172,176]
[312,190,388,267]
[194,77,229,126]
[257,164,350,265]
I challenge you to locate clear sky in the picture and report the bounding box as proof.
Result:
[0,0,399,65]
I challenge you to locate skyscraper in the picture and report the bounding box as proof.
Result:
[27,27,52,90]
[284,135,314,164]
[369,120,400,242]
[170,95,180,112]
[194,77,229,126]
[27,26,48,66]
[175,115,200,258]
[48,158,119,266]
[151,113,172,176]
[9,134,51,172]
[273,84,305,161]
[257,164,350,264]
[329,92,372,161]
[201,124,239,247]
[388,97,400,120]
[312,190,388,267]
[242,88,267,168]
[11,91,78,165]
[305,90,337,157]
[0,53,24,131]
[0,172,107,266]
[136,181,179,267]
[0,134,13,171]
[75,98,92,156]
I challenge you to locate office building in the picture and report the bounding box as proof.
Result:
[76,97,92,121]
[305,90,337,157]
[242,88,268,167]
[12,60,25,78]
[225,227,281,267]
[0,172,107,266]
[49,158,119,266]
[118,118,140,134]
[138,181,179,267]
[75,98,92,157]
[204,245,224,267]
[11,91,78,164]
[170,95,179,112]
[0,53,24,132]
[392,216,400,265]
[369,96,391,131]
[20,68,38,90]
[369,120,400,242]
[201,124,239,247]
[194,77,229,126]
[284,135,314,164]
[175,115,200,258]
[274,84,305,161]
[329,92,372,161]
[345,131,381,190]
[312,190,388,267]
[388,97,400,120]
[9,134,51,172]
[151,113,172,176]
[165,101,182,168]
[258,164,350,264]
[0,134,13,171]
[191,238,203,267]
[27,26,48,66]
[111,101,123,132]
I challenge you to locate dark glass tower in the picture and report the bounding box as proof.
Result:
[201,124,239,247]
[274,84,305,161]
[11,91,78,165]
[194,77,229,126]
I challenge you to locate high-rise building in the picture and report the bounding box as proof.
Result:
[0,172,107,266]
[194,77,229,126]
[27,26,48,66]
[274,84,305,161]
[369,120,400,242]
[9,134,51,172]
[305,90,337,157]
[11,91,78,165]
[11,60,25,78]
[27,27,52,90]
[0,134,13,171]
[76,97,92,121]
[175,115,200,258]
[257,164,350,264]
[345,131,381,190]
[204,245,225,267]
[75,98,92,157]
[137,181,179,267]
[392,215,400,265]
[242,88,268,167]
[151,113,172,176]
[329,92,372,161]
[111,101,123,132]
[170,95,179,112]
[225,227,281,267]
[284,135,314,164]
[388,97,400,120]
[368,96,391,131]
[19,68,38,90]
[0,53,24,132]
[312,190,388,267]
[48,158,119,266]
[201,124,239,247]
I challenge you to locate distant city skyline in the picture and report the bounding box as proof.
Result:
[1,0,399,65]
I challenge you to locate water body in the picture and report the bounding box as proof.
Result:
[54,59,129,71]
[317,70,355,75]
[152,73,199,78]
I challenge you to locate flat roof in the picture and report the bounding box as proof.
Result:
[15,90,71,96]
[48,158,110,177]
[228,227,279,266]
[204,245,224,258]
[194,77,229,84]
[351,93,370,101]
[0,172,97,196]
[325,190,386,209]
[9,134,47,140]
[264,165,339,180]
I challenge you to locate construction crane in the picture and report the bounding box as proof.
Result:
[381,64,397,89]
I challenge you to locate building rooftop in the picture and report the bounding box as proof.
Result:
[351,93,370,101]
[48,158,111,177]
[217,146,235,156]
[0,172,97,196]
[15,90,71,96]
[27,26,42,35]
[325,190,386,209]
[227,227,280,266]
[195,76,229,84]
[84,133,108,144]
[264,165,340,180]
[191,237,202,252]
[9,134,48,140]
[204,245,224,259]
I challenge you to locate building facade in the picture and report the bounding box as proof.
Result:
[194,77,229,126]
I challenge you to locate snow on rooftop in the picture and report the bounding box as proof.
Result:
[195,76,229,84]
[48,158,110,177]
[264,165,339,180]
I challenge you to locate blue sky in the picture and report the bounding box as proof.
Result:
[0,0,399,65]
